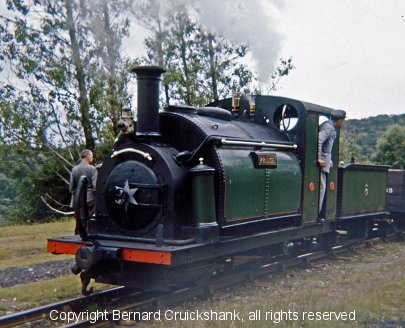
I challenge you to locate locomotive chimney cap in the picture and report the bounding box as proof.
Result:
[130,65,166,76]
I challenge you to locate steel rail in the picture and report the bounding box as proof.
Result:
[0,286,126,328]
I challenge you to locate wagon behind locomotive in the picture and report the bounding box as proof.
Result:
[386,169,405,225]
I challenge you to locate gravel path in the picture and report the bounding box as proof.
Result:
[0,259,74,288]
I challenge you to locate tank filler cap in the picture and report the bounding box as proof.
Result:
[190,157,215,174]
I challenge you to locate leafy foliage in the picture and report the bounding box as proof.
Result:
[373,125,405,169]
[268,57,295,93]
[138,2,257,107]
[0,165,17,222]
[339,136,366,164]
[0,0,132,151]
[0,145,45,223]
[341,114,405,162]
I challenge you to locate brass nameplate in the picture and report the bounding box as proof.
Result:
[251,152,277,168]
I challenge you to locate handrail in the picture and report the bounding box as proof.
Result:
[220,138,297,150]
[111,148,152,161]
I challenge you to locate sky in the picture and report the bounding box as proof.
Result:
[125,0,405,120]
[269,0,405,119]
[1,1,405,120]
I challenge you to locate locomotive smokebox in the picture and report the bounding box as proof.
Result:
[131,66,166,137]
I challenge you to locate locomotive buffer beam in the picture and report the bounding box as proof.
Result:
[51,223,332,269]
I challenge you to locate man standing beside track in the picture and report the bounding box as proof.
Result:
[317,110,346,219]
[70,149,97,233]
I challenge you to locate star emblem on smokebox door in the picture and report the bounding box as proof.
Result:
[123,180,138,211]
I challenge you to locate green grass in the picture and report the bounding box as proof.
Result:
[338,277,405,324]
[0,219,75,269]
[0,275,110,313]
[0,275,85,303]
[0,220,110,315]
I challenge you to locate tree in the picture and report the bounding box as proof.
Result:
[1,1,89,152]
[339,136,366,164]
[139,1,256,107]
[166,7,203,106]
[85,0,132,136]
[0,0,133,222]
[267,57,295,93]
[373,124,405,169]
[0,0,132,152]
[0,149,17,222]
[65,0,95,151]
[135,0,172,105]
[0,144,51,223]
[199,32,255,101]
[342,114,405,160]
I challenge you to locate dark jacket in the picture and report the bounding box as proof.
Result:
[69,161,97,202]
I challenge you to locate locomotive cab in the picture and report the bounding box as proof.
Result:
[209,96,344,225]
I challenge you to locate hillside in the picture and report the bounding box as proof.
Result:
[341,113,405,161]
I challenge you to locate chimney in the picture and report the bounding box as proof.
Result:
[130,66,166,137]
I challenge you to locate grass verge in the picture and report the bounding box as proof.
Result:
[0,275,110,314]
[0,219,75,269]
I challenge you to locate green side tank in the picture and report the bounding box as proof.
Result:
[218,148,301,223]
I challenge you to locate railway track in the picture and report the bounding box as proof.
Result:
[1,233,403,327]
[0,287,126,328]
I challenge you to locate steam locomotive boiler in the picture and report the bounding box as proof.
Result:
[48,66,394,294]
